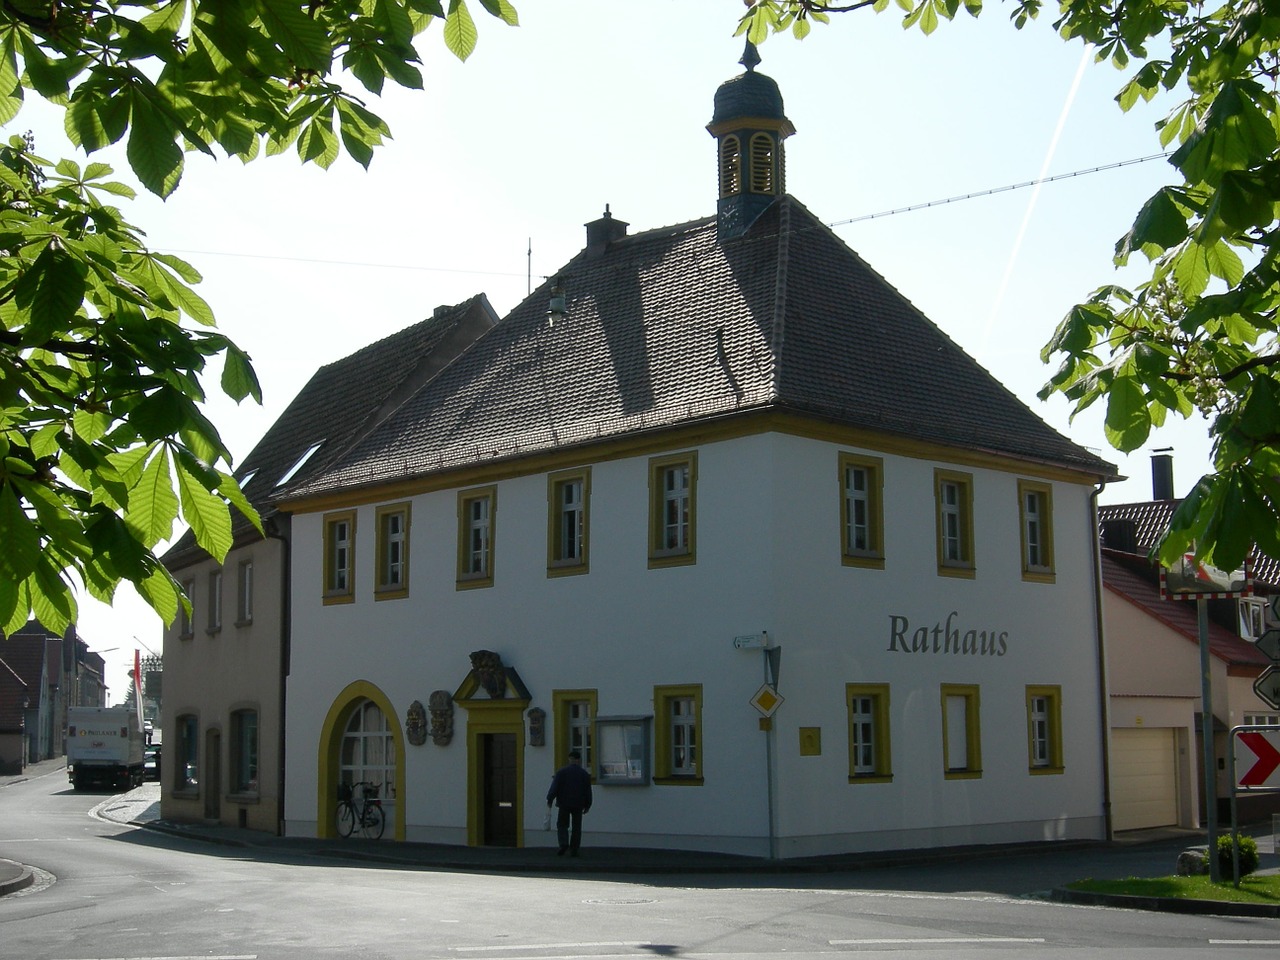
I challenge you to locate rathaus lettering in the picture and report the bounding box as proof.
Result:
[888,611,1009,657]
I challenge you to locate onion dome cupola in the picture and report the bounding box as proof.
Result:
[707,42,795,242]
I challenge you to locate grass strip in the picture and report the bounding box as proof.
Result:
[1067,874,1280,905]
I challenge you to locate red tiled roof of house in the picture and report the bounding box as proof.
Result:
[1101,550,1271,668]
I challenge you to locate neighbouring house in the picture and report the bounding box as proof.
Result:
[1099,453,1280,830]
[1,619,104,763]
[0,635,52,764]
[160,297,498,832]
[272,47,1120,857]
[0,658,27,775]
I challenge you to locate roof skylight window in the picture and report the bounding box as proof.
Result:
[275,441,325,488]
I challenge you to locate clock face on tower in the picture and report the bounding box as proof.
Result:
[718,203,742,237]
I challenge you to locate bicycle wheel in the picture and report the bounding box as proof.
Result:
[335,801,356,837]
[360,803,385,840]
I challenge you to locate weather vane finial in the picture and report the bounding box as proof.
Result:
[740,40,761,72]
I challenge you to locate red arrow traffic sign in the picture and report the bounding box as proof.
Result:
[1236,730,1280,788]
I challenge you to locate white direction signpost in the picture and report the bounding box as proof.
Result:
[1250,597,1280,711]
[1257,667,1280,712]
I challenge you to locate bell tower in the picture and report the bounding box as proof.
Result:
[706,42,795,242]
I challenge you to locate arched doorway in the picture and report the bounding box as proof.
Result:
[318,682,405,840]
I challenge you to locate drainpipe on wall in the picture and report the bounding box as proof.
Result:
[266,514,292,838]
[1091,479,1114,841]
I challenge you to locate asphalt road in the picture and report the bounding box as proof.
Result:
[3,762,1280,960]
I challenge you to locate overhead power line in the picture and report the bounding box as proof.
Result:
[830,153,1170,228]
[162,152,1171,278]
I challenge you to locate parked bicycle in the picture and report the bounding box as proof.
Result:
[335,780,385,839]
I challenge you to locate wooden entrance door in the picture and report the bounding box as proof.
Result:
[481,732,517,846]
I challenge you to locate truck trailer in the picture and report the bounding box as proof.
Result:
[66,707,145,790]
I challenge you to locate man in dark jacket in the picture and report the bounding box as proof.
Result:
[546,751,592,856]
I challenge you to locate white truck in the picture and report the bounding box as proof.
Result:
[66,707,145,791]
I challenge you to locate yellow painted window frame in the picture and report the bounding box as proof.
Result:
[838,453,885,569]
[374,502,411,600]
[322,509,356,604]
[456,486,497,589]
[934,468,975,578]
[648,451,698,569]
[547,467,590,577]
[940,683,982,780]
[846,683,892,784]
[748,132,775,194]
[1026,684,1064,775]
[552,689,598,779]
[1017,480,1055,583]
[719,135,742,197]
[653,683,703,785]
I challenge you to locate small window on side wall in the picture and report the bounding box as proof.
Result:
[179,580,195,638]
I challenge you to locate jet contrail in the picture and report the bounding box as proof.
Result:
[982,43,1094,352]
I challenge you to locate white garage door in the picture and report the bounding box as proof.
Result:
[1111,727,1178,831]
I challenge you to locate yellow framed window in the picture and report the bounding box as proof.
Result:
[375,502,411,599]
[654,684,702,784]
[846,683,892,783]
[1017,480,1055,582]
[547,468,590,576]
[940,683,982,779]
[457,487,496,588]
[839,453,884,568]
[1026,685,1064,774]
[552,689,598,777]
[934,469,975,577]
[649,452,697,568]
[323,510,356,603]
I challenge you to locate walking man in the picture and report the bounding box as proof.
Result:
[546,750,592,856]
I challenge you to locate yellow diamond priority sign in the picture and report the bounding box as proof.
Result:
[750,684,784,718]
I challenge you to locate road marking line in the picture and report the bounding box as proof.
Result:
[830,938,1047,945]
[1210,941,1280,946]
[452,944,645,952]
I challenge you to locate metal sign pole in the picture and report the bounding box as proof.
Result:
[1198,597,1220,882]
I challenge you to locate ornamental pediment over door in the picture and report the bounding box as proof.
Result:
[452,649,531,705]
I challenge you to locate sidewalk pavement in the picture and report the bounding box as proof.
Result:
[3,758,1278,916]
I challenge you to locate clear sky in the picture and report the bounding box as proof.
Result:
[11,2,1213,700]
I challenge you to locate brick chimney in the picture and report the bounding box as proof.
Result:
[1151,449,1174,501]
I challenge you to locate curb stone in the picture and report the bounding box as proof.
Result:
[0,859,34,897]
[1052,886,1280,918]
